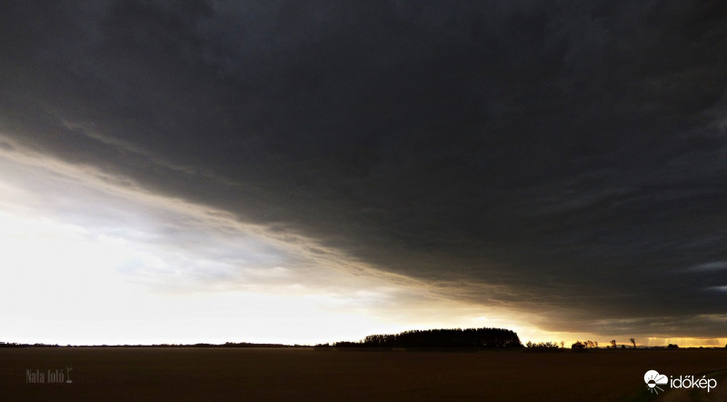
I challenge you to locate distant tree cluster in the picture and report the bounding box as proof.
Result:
[571,340,598,349]
[335,327,522,348]
[525,341,561,349]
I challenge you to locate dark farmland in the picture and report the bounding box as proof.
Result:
[1,347,725,401]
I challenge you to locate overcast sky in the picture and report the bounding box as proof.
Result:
[1,1,725,346]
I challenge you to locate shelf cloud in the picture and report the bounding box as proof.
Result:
[1,0,726,344]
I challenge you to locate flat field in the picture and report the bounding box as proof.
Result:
[1,347,725,401]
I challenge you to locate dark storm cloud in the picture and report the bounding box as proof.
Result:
[1,0,726,337]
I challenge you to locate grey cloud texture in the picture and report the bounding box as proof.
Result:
[1,0,726,338]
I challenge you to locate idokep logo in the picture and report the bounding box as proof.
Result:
[644,369,718,395]
[644,370,668,394]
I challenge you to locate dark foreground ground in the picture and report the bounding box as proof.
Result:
[1,347,725,401]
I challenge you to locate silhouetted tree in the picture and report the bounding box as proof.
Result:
[610,340,616,348]
[629,338,636,348]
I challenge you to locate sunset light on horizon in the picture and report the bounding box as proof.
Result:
[1,0,726,350]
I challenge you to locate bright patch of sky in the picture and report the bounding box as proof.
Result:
[0,149,540,345]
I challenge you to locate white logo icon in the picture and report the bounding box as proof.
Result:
[644,370,668,394]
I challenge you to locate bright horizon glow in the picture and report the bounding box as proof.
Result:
[0,150,723,348]
[0,151,536,345]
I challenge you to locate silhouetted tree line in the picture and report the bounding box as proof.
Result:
[332,327,522,348]
[571,340,598,349]
[525,341,561,349]
[0,342,30,348]
[0,342,297,348]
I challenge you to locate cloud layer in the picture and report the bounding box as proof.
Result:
[1,0,726,340]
